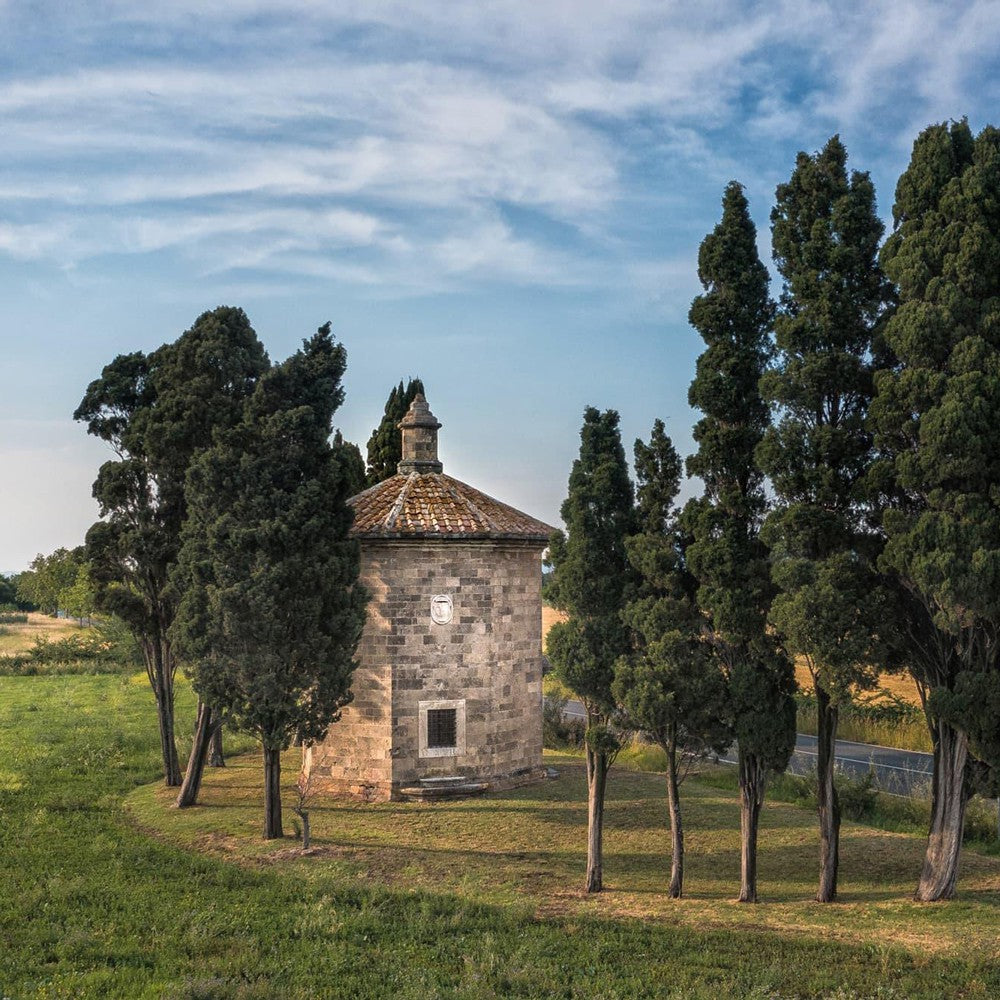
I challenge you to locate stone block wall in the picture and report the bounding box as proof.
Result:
[304,537,545,800]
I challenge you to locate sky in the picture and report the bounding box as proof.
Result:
[2,1,1000,573]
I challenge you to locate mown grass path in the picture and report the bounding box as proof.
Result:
[2,673,999,999]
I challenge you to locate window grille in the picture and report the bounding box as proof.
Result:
[426,708,457,749]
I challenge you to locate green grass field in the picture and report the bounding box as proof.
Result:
[3,672,1000,999]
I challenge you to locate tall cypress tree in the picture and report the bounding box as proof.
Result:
[546,407,636,893]
[74,307,269,787]
[365,377,425,485]
[171,324,368,839]
[681,181,796,903]
[614,420,729,899]
[334,430,367,496]
[871,120,1000,900]
[758,137,890,902]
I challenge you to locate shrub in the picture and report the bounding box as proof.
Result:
[542,694,585,749]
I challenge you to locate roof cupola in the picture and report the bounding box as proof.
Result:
[397,393,442,475]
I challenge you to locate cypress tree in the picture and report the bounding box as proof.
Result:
[758,137,891,901]
[871,120,1000,900]
[681,181,796,903]
[334,430,367,496]
[546,407,636,893]
[74,306,269,787]
[614,420,729,898]
[365,377,425,485]
[171,324,368,839]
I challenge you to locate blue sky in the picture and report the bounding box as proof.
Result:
[3,1,1000,572]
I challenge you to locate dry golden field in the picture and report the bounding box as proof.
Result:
[793,660,923,708]
[0,611,79,655]
[541,603,566,653]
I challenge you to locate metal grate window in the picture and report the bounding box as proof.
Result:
[426,708,457,749]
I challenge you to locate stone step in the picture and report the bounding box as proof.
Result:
[398,779,490,800]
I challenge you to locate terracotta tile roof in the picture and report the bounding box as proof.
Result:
[349,472,555,542]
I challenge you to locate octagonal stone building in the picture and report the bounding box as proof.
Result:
[303,394,555,801]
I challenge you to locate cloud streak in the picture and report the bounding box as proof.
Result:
[1,2,998,293]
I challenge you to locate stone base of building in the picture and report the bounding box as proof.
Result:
[305,764,550,804]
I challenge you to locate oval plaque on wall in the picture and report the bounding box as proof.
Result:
[430,594,453,625]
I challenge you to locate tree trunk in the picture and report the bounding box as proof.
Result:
[585,745,608,893]
[263,745,283,840]
[294,808,311,850]
[148,639,181,786]
[176,700,214,808]
[737,749,765,903]
[916,719,969,901]
[665,740,683,899]
[209,719,225,767]
[815,686,841,903]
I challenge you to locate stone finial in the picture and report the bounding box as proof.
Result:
[397,393,443,474]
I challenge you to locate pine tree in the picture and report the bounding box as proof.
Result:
[681,181,796,903]
[75,306,269,787]
[871,120,1000,900]
[546,407,636,893]
[365,377,425,485]
[614,420,729,898]
[171,325,368,839]
[758,138,891,902]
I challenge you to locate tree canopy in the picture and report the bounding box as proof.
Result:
[365,377,425,485]
[171,324,368,838]
[681,180,796,903]
[546,406,636,892]
[758,136,890,901]
[74,306,270,785]
[615,419,729,898]
[871,119,1000,900]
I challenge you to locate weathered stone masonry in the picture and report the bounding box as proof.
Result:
[304,394,553,801]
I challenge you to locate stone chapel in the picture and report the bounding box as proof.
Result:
[303,393,555,801]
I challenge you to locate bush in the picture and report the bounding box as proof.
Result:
[0,612,28,624]
[542,694,585,749]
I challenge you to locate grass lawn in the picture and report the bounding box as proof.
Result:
[3,671,1000,999]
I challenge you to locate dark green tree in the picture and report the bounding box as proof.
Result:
[546,407,636,893]
[614,420,729,898]
[334,430,367,496]
[0,574,21,608]
[871,119,1000,900]
[757,137,891,901]
[681,181,797,903]
[171,325,368,839]
[365,377,425,485]
[75,306,269,787]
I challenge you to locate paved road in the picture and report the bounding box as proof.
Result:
[719,734,933,798]
[561,698,934,797]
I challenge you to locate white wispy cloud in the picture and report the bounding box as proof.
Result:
[0,1,998,291]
